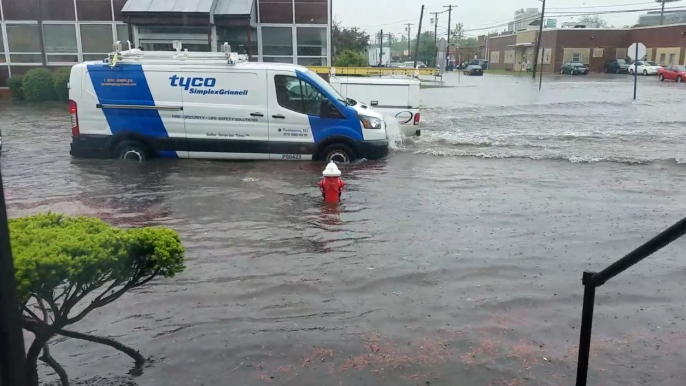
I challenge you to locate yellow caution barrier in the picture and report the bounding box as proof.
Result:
[308,66,440,76]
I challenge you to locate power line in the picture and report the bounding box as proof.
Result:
[461,5,686,33]
[546,1,656,10]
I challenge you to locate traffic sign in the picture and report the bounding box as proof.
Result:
[627,42,646,60]
[437,37,448,51]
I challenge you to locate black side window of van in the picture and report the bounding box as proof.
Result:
[274,75,328,116]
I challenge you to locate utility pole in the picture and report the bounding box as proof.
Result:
[379,29,384,66]
[430,12,440,47]
[413,5,425,68]
[405,23,414,58]
[532,0,546,79]
[443,5,458,70]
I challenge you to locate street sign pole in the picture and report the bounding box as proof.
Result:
[628,42,646,101]
[633,43,638,100]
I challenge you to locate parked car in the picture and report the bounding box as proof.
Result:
[463,65,484,76]
[402,61,427,68]
[628,60,662,75]
[470,59,489,69]
[560,62,589,75]
[605,59,630,74]
[658,64,686,82]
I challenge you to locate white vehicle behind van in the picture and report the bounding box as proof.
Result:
[69,45,388,163]
[329,76,421,137]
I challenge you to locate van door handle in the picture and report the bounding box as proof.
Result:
[272,114,286,119]
[250,112,264,117]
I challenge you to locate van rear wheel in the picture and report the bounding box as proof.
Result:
[113,141,149,162]
[321,144,354,164]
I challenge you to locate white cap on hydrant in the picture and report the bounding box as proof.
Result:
[322,162,341,177]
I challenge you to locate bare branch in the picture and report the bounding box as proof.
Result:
[23,304,44,323]
[56,328,146,366]
[40,342,70,386]
[66,282,135,326]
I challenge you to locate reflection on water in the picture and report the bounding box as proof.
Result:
[2,75,686,386]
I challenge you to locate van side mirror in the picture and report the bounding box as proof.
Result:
[320,100,343,119]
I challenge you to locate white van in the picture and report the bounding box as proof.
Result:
[69,47,388,163]
[329,76,421,138]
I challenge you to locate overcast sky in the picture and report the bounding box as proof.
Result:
[333,0,685,38]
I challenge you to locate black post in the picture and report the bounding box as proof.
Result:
[532,0,546,79]
[413,5,424,68]
[575,271,597,386]
[444,5,453,70]
[0,169,28,386]
[405,23,413,59]
[379,29,383,66]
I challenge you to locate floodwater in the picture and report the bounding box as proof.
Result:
[2,73,686,386]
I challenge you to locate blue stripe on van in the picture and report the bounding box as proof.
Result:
[87,64,177,158]
[295,70,363,143]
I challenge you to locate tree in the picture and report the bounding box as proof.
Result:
[12,213,185,386]
[578,15,610,28]
[451,23,465,44]
[416,31,438,66]
[334,49,368,67]
[332,21,370,55]
[656,0,681,25]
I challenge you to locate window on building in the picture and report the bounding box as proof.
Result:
[572,53,581,62]
[6,24,43,63]
[76,0,114,21]
[295,0,327,24]
[41,0,76,21]
[659,53,666,64]
[0,28,5,64]
[669,53,676,65]
[275,75,334,116]
[137,26,210,52]
[217,27,258,56]
[297,27,327,65]
[259,0,294,23]
[43,24,79,63]
[116,24,130,44]
[80,24,114,61]
[262,26,293,62]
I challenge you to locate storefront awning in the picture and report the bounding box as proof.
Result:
[215,0,254,16]
[121,0,253,16]
[122,0,215,14]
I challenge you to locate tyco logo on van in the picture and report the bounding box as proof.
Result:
[169,75,248,96]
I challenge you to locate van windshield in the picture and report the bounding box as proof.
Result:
[305,70,346,104]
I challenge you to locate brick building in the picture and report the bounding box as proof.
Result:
[485,24,686,73]
[0,0,331,88]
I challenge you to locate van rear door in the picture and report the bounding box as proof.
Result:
[180,68,269,159]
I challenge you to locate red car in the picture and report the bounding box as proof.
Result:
[658,65,686,83]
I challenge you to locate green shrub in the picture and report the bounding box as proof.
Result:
[8,76,24,100]
[334,49,368,67]
[22,68,56,102]
[53,67,71,101]
[11,213,185,386]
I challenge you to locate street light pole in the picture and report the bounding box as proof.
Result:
[532,0,546,79]
[443,5,458,70]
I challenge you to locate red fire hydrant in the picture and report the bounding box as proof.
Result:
[318,162,345,204]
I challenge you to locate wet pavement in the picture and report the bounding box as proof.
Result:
[2,73,686,386]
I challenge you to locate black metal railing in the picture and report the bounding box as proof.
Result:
[575,216,686,386]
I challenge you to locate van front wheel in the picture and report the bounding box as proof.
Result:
[113,141,149,162]
[321,144,354,164]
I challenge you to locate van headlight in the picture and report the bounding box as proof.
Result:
[359,115,382,129]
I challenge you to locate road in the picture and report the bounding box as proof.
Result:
[1,72,685,386]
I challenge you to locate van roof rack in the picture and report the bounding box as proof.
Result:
[107,41,249,67]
